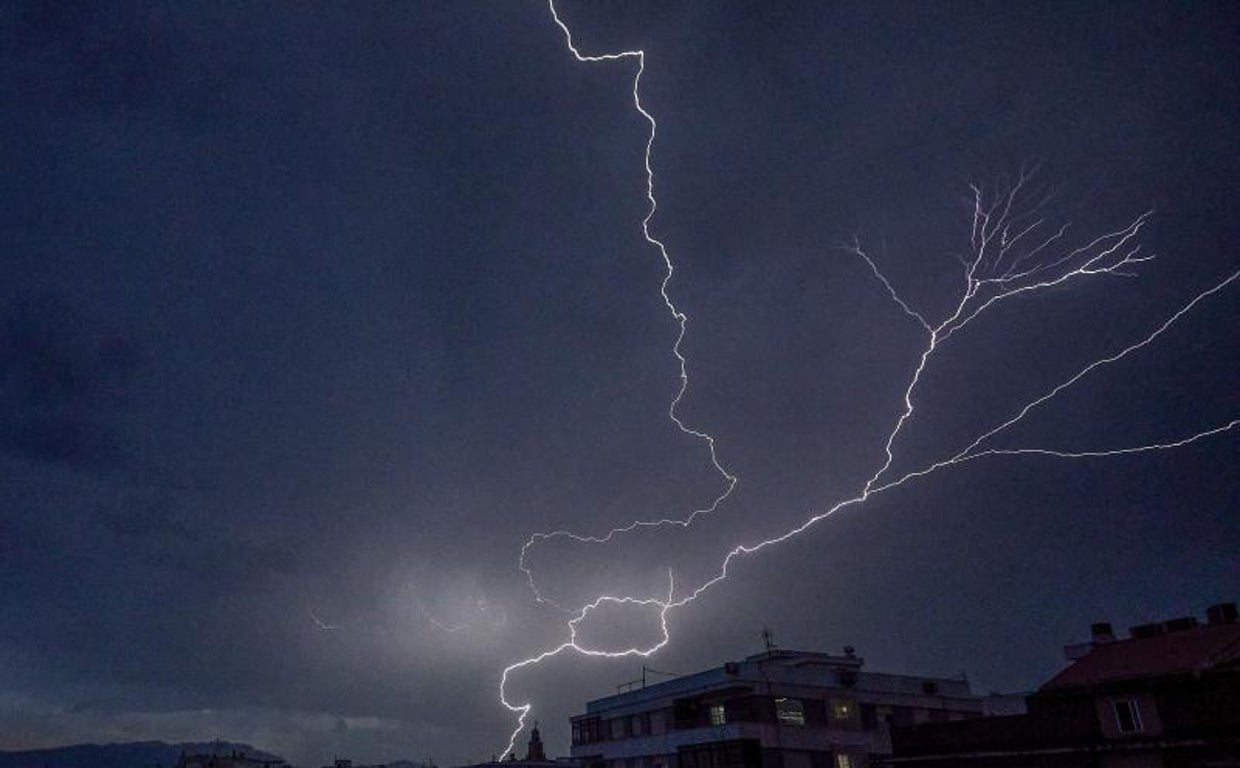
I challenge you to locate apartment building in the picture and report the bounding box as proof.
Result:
[569,648,983,768]
[885,602,1240,766]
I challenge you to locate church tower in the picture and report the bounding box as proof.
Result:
[524,723,546,762]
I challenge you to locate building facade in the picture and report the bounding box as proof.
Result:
[569,649,983,768]
[885,602,1240,767]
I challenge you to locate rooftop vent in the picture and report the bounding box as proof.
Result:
[1090,622,1115,643]
[1207,602,1238,625]
[1163,616,1199,633]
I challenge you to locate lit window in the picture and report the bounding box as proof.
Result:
[710,704,727,726]
[832,699,854,720]
[835,755,852,768]
[1113,699,1143,734]
[776,698,805,726]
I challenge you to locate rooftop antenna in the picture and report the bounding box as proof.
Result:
[761,626,776,652]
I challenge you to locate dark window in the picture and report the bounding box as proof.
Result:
[1113,699,1143,734]
[890,707,916,727]
[803,698,828,725]
[859,704,877,730]
[677,740,761,768]
[674,698,706,729]
[724,697,754,723]
[575,717,605,745]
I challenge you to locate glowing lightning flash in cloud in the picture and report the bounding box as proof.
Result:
[307,607,338,631]
[497,4,1240,757]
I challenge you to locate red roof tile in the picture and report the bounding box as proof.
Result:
[1040,622,1240,691]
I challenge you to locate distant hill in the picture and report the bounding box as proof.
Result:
[0,741,284,768]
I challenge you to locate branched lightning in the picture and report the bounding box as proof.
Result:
[499,570,676,757]
[496,5,1239,757]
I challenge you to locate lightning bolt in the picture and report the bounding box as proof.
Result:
[496,5,1240,757]
[517,0,739,616]
[307,607,338,631]
[500,1,735,751]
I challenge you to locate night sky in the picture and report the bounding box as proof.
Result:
[2,2,1238,766]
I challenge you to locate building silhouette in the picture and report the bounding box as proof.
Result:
[568,647,983,768]
[452,725,572,768]
[885,602,1240,766]
[176,751,286,768]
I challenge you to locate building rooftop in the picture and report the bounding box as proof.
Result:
[578,647,974,717]
[1040,604,1240,691]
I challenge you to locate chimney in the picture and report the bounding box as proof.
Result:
[1090,622,1115,643]
[1163,616,1199,633]
[1207,602,1238,625]
[1129,622,1166,639]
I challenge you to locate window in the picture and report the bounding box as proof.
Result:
[831,699,855,720]
[674,698,706,729]
[574,717,605,745]
[1113,699,1143,734]
[677,739,761,768]
[631,712,651,736]
[775,698,805,726]
[710,704,727,726]
[859,703,877,730]
[835,755,852,768]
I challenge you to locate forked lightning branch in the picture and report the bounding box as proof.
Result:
[497,0,1240,757]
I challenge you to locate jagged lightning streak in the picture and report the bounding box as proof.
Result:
[497,5,1239,756]
[499,571,677,757]
[500,1,736,751]
[517,2,739,612]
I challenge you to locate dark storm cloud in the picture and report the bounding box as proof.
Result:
[0,294,143,468]
[1,1,1237,766]
[5,4,169,113]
